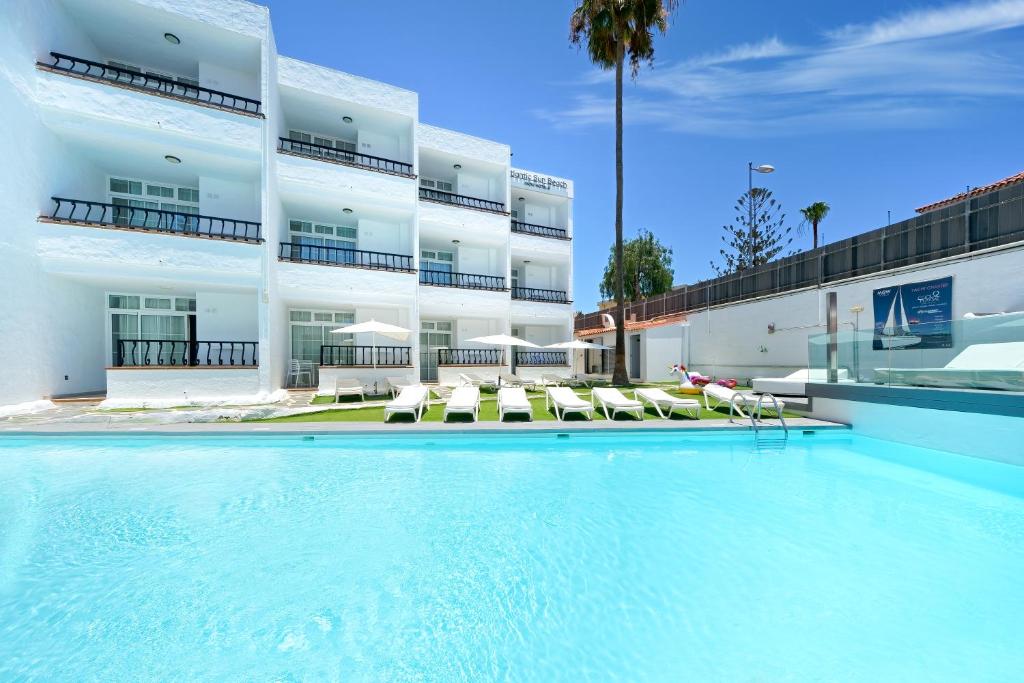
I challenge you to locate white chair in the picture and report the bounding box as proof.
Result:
[634,387,700,419]
[334,378,365,402]
[592,387,644,420]
[384,385,430,423]
[459,373,498,390]
[386,376,414,399]
[443,386,481,422]
[540,373,567,387]
[545,386,594,421]
[499,372,523,388]
[498,387,533,421]
[703,384,785,420]
[286,359,312,388]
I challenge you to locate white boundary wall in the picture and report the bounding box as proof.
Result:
[684,245,1024,382]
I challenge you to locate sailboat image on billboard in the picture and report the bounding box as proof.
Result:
[878,287,922,349]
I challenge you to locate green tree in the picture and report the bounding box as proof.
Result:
[799,201,830,249]
[570,0,680,385]
[712,188,792,275]
[600,229,674,302]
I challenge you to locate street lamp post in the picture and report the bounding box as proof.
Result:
[850,304,865,381]
[747,162,775,263]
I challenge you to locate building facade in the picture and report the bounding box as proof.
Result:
[0,0,574,408]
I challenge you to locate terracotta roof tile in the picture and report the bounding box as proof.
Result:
[916,170,1024,214]
[576,313,686,338]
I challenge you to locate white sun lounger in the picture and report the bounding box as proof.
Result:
[591,387,644,420]
[385,376,415,399]
[634,387,700,419]
[384,385,429,423]
[540,373,570,387]
[545,386,594,421]
[443,386,480,422]
[499,372,524,388]
[497,387,533,421]
[334,378,365,402]
[703,383,785,420]
[459,373,498,389]
[752,369,851,396]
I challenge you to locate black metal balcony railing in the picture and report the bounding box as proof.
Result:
[319,345,412,367]
[437,348,504,365]
[515,351,569,366]
[279,242,415,273]
[116,340,258,367]
[48,198,262,243]
[419,187,506,214]
[511,220,569,240]
[419,270,506,291]
[512,287,571,304]
[278,138,414,178]
[40,53,261,116]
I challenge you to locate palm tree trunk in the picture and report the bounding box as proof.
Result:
[813,219,819,249]
[612,41,628,386]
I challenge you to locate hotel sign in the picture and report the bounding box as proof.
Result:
[511,170,569,196]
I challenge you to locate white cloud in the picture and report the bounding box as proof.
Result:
[540,0,1024,136]
[829,0,1024,47]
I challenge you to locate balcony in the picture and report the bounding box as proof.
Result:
[419,270,506,291]
[115,340,259,367]
[319,345,412,367]
[44,198,262,243]
[279,242,415,273]
[419,187,506,214]
[514,351,569,367]
[278,137,414,178]
[512,287,571,304]
[38,53,262,117]
[437,348,504,366]
[511,220,569,240]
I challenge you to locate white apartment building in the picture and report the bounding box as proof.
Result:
[0,0,574,408]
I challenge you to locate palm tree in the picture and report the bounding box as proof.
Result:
[570,0,679,386]
[800,201,830,250]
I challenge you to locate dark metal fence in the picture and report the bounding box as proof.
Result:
[278,138,413,177]
[576,181,1024,331]
[279,242,414,272]
[511,220,569,240]
[419,187,506,213]
[515,351,568,366]
[49,197,262,242]
[116,340,258,367]
[438,348,504,365]
[40,52,261,115]
[512,287,570,304]
[319,345,411,366]
[419,270,506,290]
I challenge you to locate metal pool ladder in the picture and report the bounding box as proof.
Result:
[749,392,789,450]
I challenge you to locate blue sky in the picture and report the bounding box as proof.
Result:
[258,0,1024,310]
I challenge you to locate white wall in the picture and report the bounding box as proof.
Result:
[195,292,258,341]
[357,129,401,165]
[686,246,1024,382]
[358,218,408,254]
[643,324,684,382]
[199,176,260,223]
[199,61,259,102]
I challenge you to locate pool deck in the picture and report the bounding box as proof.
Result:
[3,417,846,436]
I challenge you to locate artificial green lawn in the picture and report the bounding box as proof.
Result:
[252,388,795,424]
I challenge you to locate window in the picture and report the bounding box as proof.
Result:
[420,178,453,193]
[288,219,358,264]
[108,176,199,230]
[288,129,356,155]
[106,293,195,365]
[511,267,520,289]
[289,309,354,363]
[107,60,199,88]
[420,250,454,285]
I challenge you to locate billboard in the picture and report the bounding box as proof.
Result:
[872,276,953,350]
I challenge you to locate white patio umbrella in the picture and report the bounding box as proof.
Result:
[466,334,539,378]
[546,339,611,377]
[330,319,410,369]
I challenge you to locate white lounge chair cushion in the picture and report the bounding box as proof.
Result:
[593,387,643,408]
[635,387,700,406]
[945,342,1024,369]
[498,387,531,410]
[547,387,589,408]
[387,386,428,409]
[447,387,480,409]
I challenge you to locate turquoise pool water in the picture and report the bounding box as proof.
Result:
[1,431,1022,681]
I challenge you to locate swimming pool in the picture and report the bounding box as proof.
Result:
[1,431,1022,680]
